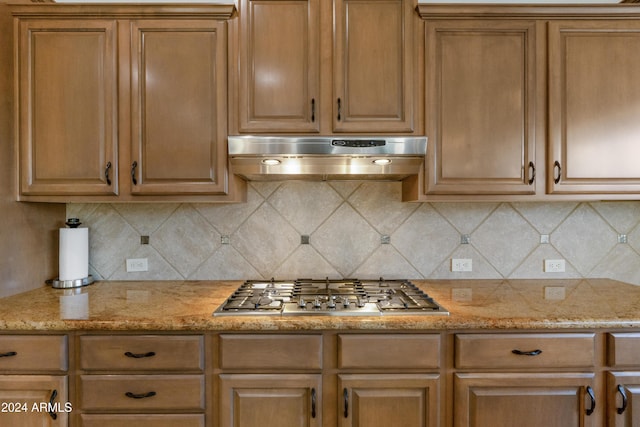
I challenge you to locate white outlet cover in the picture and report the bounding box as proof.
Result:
[544,259,566,273]
[126,258,148,272]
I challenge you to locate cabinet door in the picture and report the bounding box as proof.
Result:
[548,21,640,194]
[454,373,598,427]
[130,20,228,195]
[238,0,320,132]
[17,19,118,197]
[218,374,321,427]
[0,375,68,426]
[424,20,537,195]
[333,0,415,133]
[339,374,439,427]
[607,372,640,427]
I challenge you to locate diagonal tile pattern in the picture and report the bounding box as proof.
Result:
[68,181,640,286]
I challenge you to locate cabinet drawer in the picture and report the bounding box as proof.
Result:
[455,333,595,369]
[0,335,67,372]
[219,334,322,370]
[608,333,640,367]
[338,334,440,369]
[80,414,204,427]
[80,335,203,371]
[79,375,205,412]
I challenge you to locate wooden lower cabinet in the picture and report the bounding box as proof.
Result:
[454,373,597,427]
[218,374,321,427]
[79,414,204,427]
[338,374,439,427]
[0,375,69,427]
[607,372,640,427]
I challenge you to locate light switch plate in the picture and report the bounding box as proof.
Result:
[126,258,148,272]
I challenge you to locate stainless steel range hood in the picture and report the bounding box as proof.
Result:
[228,135,427,181]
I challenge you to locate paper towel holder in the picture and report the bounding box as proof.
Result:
[47,276,94,289]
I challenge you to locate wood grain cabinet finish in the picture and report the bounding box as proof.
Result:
[219,334,322,370]
[423,20,538,195]
[233,0,417,134]
[0,335,69,426]
[13,6,242,202]
[607,333,640,426]
[79,413,204,427]
[16,19,118,197]
[338,334,440,369]
[237,0,320,132]
[548,20,640,195]
[79,335,203,371]
[338,374,439,427]
[218,374,322,427]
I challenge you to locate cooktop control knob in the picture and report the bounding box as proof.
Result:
[342,298,350,308]
[313,297,322,308]
[327,297,336,309]
[298,298,306,308]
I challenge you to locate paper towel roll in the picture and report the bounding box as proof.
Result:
[59,228,89,281]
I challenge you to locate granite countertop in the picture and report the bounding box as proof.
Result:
[1,278,639,331]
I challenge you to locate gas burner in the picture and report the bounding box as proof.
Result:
[213,278,448,317]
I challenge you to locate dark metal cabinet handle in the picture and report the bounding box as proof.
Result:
[337,98,342,121]
[617,384,628,415]
[586,386,596,416]
[124,351,156,359]
[553,160,562,184]
[311,98,316,123]
[311,388,316,418]
[105,162,112,186]
[343,387,348,418]
[125,391,156,399]
[0,351,17,358]
[512,349,542,356]
[48,389,58,420]
[131,161,138,185]
[528,161,536,185]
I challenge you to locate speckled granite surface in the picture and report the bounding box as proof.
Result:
[0,279,639,331]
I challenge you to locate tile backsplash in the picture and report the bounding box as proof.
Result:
[68,181,640,285]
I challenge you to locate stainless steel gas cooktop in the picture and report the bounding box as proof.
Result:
[213,278,449,317]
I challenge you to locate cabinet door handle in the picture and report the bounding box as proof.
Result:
[131,161,138,185]
[124,351,156,359]
[105,161,112,186]
[0,351,17,358]
[125,391,156,399]
[311,388,316,418]
[585,386,596,416]
[528,161,536,185]
[311,98,316,123]
[617,384,628,415]
[48,389,58,420]
[337,98,342,121]
[511,349,542,356]
[553,160,562,184]
[343,387,348,418]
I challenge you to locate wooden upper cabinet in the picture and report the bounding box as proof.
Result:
[16,19,118,197]
[548,20,640,194]
[234,0,417,134]
[130,20,228,195]
[238,0,320,133]
[424,20,537,195]
[333,0,415,133]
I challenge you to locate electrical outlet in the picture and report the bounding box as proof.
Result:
[126,258,148,272]
[544,286,566,300]
[544,259,565,273]
[451,258,472,272]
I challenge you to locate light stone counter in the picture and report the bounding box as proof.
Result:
[0,279,639,331]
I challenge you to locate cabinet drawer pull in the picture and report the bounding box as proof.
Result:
[105,162,112,186]
[131,161,138,185]
[48,389,58,420]
[511,349,542,356]
[337,98,342,121]
[528,161,535,185]
[125,391,156,399]
[343,387,348,418]
[124,351,156,359]
[311,388,316,418]
[586,386,596,416]
[311,98,316,123]
[617,384,628,415]
[0,351,17,358]
[553,160,562,184]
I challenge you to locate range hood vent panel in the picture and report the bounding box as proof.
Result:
[228,135,427,181]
